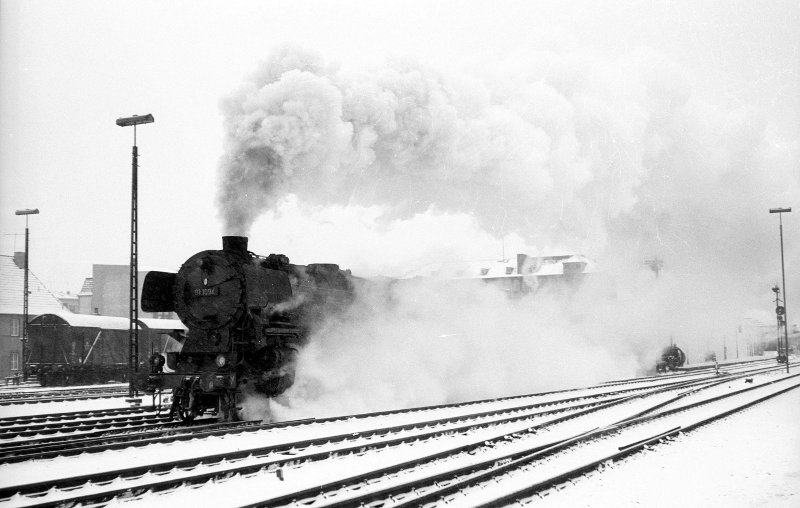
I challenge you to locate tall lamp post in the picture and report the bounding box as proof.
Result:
[769,207,791,374]
[15,208,39,381]
[116,114,154,397]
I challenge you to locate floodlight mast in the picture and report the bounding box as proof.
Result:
[116,114,154,397]
[14,208,39,381]
[769,207,791,373]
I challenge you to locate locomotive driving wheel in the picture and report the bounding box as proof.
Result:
[171,381,202,422]
[219,389,240,421]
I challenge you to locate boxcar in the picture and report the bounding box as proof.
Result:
[26,312,185,386]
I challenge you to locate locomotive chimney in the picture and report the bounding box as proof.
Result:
[222,236,249,256]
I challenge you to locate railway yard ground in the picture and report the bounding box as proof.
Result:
[0,358,797,508]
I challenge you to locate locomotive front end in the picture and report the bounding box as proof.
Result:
[141,236,255,420]
[141,235,354,421]
[175,237,248,332]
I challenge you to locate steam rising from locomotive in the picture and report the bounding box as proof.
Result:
[140,236,354,421]
[198,45,798,418]
[214,45,798,388]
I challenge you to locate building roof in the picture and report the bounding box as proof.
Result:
[29,312,187,331]
[420,253,597,280]
[78,277,93,296]
[53,291,79,302]
[0,255,68,315]
[518,254,596,277]
[29,312,131,329]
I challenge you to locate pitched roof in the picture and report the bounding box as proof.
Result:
[0,255,69,315]
[408,253,597,280]
[29,312,131,329]
[78,277,93,296]
[52,291,79,302]
[29,312,187,331]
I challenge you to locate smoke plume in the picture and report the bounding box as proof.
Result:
[220,44,799,419]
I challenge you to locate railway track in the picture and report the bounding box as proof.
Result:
[0,418,261,463]
[0,366,755,464]
[596,357,777,387]
[0,405,150,427]
[0,409,171,441]
[0,385,129,406]
[0,360,794,507]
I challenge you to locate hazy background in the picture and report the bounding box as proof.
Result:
[1,0,798,413]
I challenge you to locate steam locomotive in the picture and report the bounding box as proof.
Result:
[140,236,355,421]
[655,344,687,373]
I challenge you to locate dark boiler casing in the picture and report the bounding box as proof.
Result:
[140,236,355,421]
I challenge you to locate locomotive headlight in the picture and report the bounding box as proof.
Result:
[149,353,165,374]
[215,354,227,368]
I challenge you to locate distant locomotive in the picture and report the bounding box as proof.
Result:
[656,344,687,373]
[139,236,355,421]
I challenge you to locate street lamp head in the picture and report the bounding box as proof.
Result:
[15,209,39,216]
[769,207,792,214]
[772,285,780,294]
[116,114,154,127]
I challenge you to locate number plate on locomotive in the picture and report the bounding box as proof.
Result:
[193,287,219,297]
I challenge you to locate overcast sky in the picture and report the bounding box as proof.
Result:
[1,0,798,327]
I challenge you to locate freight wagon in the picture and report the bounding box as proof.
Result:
[26,312,186,386]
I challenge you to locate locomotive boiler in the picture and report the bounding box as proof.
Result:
[140,236,354,421]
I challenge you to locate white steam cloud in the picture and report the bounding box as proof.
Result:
[219,44,799,420]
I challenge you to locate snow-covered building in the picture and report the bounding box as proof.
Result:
[76,277,94,314]
[53,291,79,314]
[0,253,68,381]
[406,252,599,297]
[480,253,597,296]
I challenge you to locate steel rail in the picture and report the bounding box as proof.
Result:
[0,386,128,401]
[0,363,781,507]
[0,395,633,507]
[237,370,800,508]
[0,419,262,463]
[0,393,129,406]
[471,377,800,507]
[1,374,726,506]
[0,385,126,396]
[389,373,800,508]
[0,374,697,464]
[0,413,172,440]
[595,357,779,386]
[0,406,151,426]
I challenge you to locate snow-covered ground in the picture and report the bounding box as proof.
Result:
[1,371,797,507]
[524,386,800,507]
